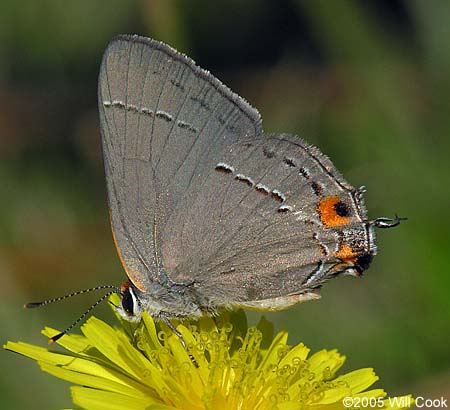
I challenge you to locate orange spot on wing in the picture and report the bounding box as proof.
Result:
[318,196,350,227]
[332,244,361,276]
[334,244,357,260]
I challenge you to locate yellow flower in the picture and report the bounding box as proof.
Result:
[4,295,413,410]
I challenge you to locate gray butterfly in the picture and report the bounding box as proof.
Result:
[97,34,402,330]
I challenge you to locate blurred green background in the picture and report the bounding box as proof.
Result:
[1,0,449,408]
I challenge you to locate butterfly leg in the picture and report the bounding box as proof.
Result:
[161,315,199,367]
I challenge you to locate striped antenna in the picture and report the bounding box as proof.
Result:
[24,285,120,308]
[25,285,121,343]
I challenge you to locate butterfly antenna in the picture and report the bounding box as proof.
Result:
[24,285,121,344]
[24,285,120,308]
[48,290,119,344]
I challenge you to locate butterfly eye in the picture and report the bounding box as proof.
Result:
[121,287,134,316]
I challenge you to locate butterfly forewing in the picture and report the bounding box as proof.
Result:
[98,35,262,293]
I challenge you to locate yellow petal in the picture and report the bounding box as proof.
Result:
[141,311,164,351]
[5,341,87,367]
[308,349,346,380]
[39,361,152,398]
[279,341,310,366]
[71,385,160,410]
[257,329,289,373]
[38,353,157,395]
[354,388,386,398]
[81,317,152,380]
[334,368,379,393]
